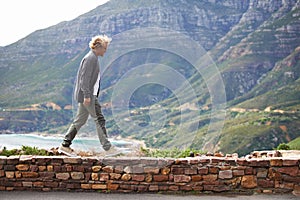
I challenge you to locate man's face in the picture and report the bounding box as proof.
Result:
[96,43,108,57]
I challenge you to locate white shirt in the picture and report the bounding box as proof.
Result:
[93,73,100,96]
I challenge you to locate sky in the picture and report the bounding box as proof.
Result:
[0,0,110,46]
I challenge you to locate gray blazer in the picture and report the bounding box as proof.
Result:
[74,50,99,103]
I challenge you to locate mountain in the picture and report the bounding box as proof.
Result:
[0,0,300,155]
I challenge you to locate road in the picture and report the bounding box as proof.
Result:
[0,191,298,200]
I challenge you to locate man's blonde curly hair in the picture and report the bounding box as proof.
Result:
[89,35,112,49]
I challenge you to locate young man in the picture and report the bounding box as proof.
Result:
[58,35,117,157]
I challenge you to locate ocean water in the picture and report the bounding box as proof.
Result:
[0,134,134,153]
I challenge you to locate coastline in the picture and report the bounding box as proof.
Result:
[114,135,146,149]
[0,132,146,155]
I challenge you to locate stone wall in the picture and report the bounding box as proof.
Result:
[0,155,299,195]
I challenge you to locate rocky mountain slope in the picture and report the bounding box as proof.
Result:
[0,0,300,155]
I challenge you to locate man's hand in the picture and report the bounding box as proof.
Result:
[83,98,91,106]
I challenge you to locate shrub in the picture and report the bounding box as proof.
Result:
[0,147,19,157]
[276,143,291,150]
[20,145,49,156]
[0,146,49,156]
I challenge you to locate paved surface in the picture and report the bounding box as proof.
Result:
[0,191,299,200]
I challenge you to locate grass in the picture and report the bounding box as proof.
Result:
[140,147,205,158]
[0,145,206,158]
[1,136,298,158]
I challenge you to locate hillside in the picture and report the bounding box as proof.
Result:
[0,0,300,155]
